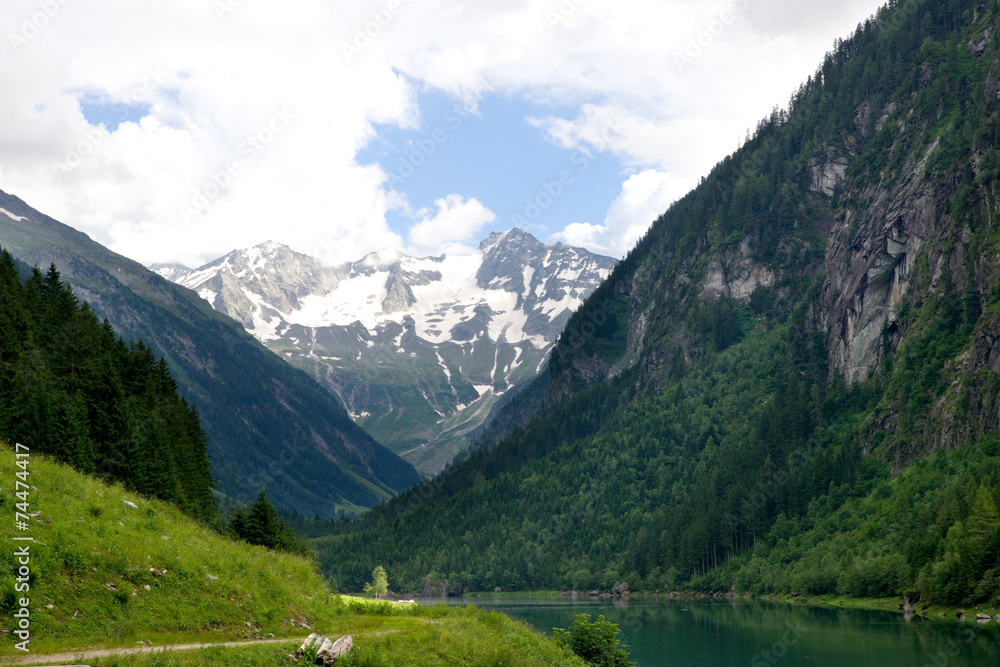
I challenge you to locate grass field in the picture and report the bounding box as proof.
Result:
[0,444,584,666]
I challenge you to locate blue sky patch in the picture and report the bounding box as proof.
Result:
[358,90,625,245]
[80,98,151,132]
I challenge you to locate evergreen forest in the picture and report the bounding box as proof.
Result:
[0,250,215,520]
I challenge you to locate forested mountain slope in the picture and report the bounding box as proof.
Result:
[0,251,214,519]
[0,195,419,517]
[316,0,1000,605]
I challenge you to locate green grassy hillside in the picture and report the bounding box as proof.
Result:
[0,443,583,666]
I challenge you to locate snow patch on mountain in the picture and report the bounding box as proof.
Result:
[0,208,29,223]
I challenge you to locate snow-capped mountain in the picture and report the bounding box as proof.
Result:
[168,229,615,473]
[149,262,194,282]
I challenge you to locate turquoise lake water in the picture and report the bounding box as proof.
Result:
[429,596,1000,666]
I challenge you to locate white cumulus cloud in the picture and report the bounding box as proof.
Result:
[553,169,692,257]
[407,194,496,256]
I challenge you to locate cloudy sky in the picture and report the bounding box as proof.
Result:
[0,0,887,268]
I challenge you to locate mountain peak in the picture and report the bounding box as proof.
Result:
[479,227,541,254]
[241,240,295,261]
[479,231,506,251]
[150,262,193,281]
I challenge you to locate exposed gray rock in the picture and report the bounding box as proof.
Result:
[820,137,940,385]
[177,241,345,330]
[297,633,354,665]
[423,575,447,598]
[381,267,417,314]
[699,240,775,302]
[808,145,850,197]
[319,635,353,663]
[149,263,192,282]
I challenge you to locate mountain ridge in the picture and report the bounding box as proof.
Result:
[165,229,616,473]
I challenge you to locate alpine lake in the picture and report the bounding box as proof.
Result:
[422,595,1000,666]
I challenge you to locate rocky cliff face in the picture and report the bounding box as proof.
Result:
[699,240,777,302]
[167,230,615,474]
[819,134,941,385]
[526,0,1000,468]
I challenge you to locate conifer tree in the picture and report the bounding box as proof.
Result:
[246,491,281,548]
[230,506,248,540]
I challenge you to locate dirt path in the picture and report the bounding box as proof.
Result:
[2,636,302,666]
[3,629,412,666]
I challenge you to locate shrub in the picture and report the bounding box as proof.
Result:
[553,614,636,667]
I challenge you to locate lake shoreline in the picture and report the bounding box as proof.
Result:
[417,588,1000,627]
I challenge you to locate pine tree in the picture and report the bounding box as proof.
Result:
[230,507,248,541]
[246,491,281,549]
